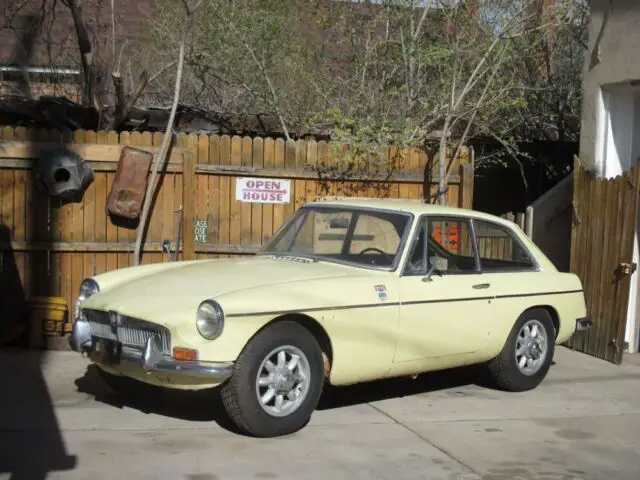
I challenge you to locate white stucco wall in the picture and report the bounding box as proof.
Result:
[580,0,640,173]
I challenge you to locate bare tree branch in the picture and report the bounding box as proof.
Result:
[216,11,292,141]
[66,0,96,109]
[133,1,203,266]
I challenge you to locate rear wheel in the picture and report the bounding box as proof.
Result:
[487,308,555,392]
[221,321,324,437]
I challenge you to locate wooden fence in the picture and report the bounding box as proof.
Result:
[566,159,640,364]
[473,212,527,262]
[0,126,473,334]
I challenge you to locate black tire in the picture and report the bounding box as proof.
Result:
[221,320,325,437]
[487,308,555,392]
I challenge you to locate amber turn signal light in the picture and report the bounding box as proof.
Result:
[173,347,198,361]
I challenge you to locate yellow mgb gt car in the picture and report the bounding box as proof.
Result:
[69,199,590,437]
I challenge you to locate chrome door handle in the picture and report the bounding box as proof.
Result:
[473,283,490,289]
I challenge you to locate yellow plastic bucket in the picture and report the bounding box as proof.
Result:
[27,297,69,348]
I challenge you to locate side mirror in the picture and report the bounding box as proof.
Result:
[421,264,438,282]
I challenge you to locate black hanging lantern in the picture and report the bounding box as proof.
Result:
[35,147,95,200]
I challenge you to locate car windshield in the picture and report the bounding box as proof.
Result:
[260,205,412,270]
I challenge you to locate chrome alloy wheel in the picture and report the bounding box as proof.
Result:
[515,319,548,376]
[255,345,311,417]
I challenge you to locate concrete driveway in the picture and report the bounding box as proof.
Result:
[1,346,639,480]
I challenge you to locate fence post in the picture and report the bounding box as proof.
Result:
[459,164,474,210]
[525,206,533,238]
[182,151,196,261]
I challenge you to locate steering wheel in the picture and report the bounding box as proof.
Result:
[359,247,392,264]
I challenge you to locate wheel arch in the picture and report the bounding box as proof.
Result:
[522,305,560,339]
[252,313,334,379]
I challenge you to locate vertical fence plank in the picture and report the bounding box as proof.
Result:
[95,132,112,275]
[218,136,231,245]
[572,163,590,353]
[196,135,210,256]
[229,136,242,247]
[614,163,640,362]
[209,135,220,246]
[397,148,410,201]
[252,137,264,246]
[262,138,275,243]
[306,140,318,203]
[316,140,329,199]
[70,129,86,306]
[583,172,598,355]
[294,139,307,212]
[119,131,136,268]
[159,131,175,263]
[273,139,286,233]
[83,130,99,278]
[593,179,612,358]
[12,128,28,298]
[284,139,297,220]
[147,132,165,265]
[240,136,253,246]
[408,148,421,201]
[182,151,197,261]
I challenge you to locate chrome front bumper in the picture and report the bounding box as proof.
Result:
[68,314,233,382]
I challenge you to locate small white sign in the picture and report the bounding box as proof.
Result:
[236,177,291,204]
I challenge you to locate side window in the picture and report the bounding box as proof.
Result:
[426,217,477,273]
[404,217,477,275]
[473,220,536,272]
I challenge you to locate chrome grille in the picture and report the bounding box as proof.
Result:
[83,309,171,355]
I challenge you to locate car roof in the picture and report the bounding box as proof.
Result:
[305,198,516,227]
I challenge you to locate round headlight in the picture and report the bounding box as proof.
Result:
[78,278,100,303]
[196,300,224,340]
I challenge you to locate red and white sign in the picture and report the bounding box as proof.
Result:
[236,177,291,204]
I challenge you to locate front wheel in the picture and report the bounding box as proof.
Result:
[487,308,555,392]
[221,321,325,437]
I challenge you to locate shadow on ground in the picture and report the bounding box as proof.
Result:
[1,224,77,479]
[74,362,494,435]
[74,365,244,433]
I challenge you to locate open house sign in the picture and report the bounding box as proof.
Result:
[236,177,291,204]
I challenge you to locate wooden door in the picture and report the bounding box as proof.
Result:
[567,159,640,364]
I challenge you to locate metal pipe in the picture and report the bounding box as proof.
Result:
[0,65,80,75]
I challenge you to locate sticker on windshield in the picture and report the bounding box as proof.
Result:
[374,285,388,302]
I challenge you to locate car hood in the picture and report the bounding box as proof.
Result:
[82,256,363,321]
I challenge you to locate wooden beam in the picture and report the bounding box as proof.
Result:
[0,157,460,184]
[1,241,261,255]
[0,140,185,164]
[195,164,457,183]
[0,158,184,173]
[182,151,197,261]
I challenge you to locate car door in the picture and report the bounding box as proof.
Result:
[470,218,546,339]
[393,215,495,364]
